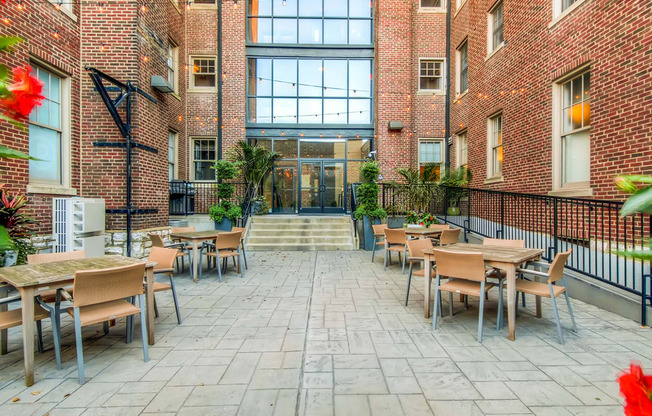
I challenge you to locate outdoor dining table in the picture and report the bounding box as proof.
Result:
[404,226,445,239]
[170,230,227,283]
[422,243,544,341]
[0,255,156,386]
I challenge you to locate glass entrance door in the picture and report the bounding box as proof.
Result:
[299,161,345,214]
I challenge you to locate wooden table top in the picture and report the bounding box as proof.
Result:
[0,256,153,288]
[170,230,229,240]
[404,227,444,236]
[423,243,543,264]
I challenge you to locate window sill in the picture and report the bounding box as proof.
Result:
[484,176,504,185]
[455,90,468,101]
[417,90,445,96]
[48,0,77,22]
[549,0,589,30]
[454,1,467,18]
[26,184,77,196]
[187,88,217,94]
[484,42,505,62]
[171,92,181,101]
[189,3,217,10]
[548,186,593,198]
[418,8,447,14]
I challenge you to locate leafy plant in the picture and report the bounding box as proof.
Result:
[0,184,36,264]
[405,210,420,224]
[354,161,387,221]
[389,165,440,213]
[418,213,437,228]
[209,202,242,223]
[615,175,652,261]
[438,166,472,208]
[252,196,270,215]
[209,160,242,223]
[230,140,281,199]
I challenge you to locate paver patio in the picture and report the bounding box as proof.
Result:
[1,250,650,415]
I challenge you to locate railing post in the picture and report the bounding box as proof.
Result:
[184,181,189,216]
[465,188,471,242]
[642,273,649,327]
[552,197,559,257]
[499,191,505,238]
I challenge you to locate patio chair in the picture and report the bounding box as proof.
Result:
[149,233,189,273]
[431,249,501,343]
[148,247,182,325]
[482,238,525,329]
[371,224,388,262]
[203,231,243,282]
[232,227,248,270]
[405,238,439,309]
[437,228,461,246]
[427,224,450,245]
[56,262,149,384]
[515,249,577,344]
[383,228,408,274]
[0,288,62,368]
[28,250,87,302]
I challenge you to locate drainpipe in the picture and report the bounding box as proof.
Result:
[217,0,223,161]
[445,0,451,170]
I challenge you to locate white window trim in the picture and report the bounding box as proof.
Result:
[418,58,446,95]
[485,113,504,182]
[169,130,179,181]
[457,0,468,11]
[26,59,75,196]
[418,138,445,166]
[549,0,590,29]
[47,0,77,22]
[456,40,468,95]
[168,41,179,95]
[455,131,468,169]
[188,55,217,92]
[486,1,504,58]
[550,66,592,197]
[418,0,446,12]
[191,137,217,182]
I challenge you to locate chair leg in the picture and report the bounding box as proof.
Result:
[564,291,577,332]
[371,237,377,262]
[449,291,454,316]
[432,277,441,329]
[154,296,159,318]
[401,246,407,274]
[50,313,62,369]
[36,320,44,354]
[169,276,182,325]
[550,286,564,344]
[73,308,85,384]
[217,256,223,282]
[181,257,185,272]
[103,321,109,335]
[138,294,150,362]
[383,246,388,271]
[241,242,248,270]
[478,282,486,343]
[464,295,469,309]
[522,291,526,307]
[405,263,413,306]
[238,249,244,278]
[497,278,504,330]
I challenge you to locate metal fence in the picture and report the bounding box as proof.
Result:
[169,181,248,216]
[378,183,652,325]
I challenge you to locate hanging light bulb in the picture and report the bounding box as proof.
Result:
[51,30,60,39]
[3,16,10,24]
[100,42,105,51]
[98,2,104,12]
[55,2,62,10]
[141,2,147,12]
[186,1,191,9]
[282,0,286,5]
[233,0,238,8]
[16,0,24,10]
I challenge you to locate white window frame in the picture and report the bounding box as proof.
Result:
[418,58,446,94]
[169,130,178,181]
[189,55,217,91]
[191,137,217,182]
[168,41,179,94]
[486,1,504,57]
[550,66,592,196]
[48,0,77,22]
[486,113,503,181]
[456,131,468,169]
[418,139,445,179]
[419,0,445,12]
[457,0,468,11]
[26,61,75,195]
[456,40,468,95]
[550,0,589,28]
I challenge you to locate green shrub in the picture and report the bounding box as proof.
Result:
[209,160,241,223]
[354,161,387,220]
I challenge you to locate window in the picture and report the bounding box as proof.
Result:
[192,138,216,181]
[457,41,468,93]
[247,0,373,46]
[420,0,442,8]
[168,41,179,93]
[562,0,577,12]
[488,115,503,177]
[418,139,443,180]
[419,59,444,92]
[457,132,468,169]
[168,131,178,180]
[29,65,66,186]
[488,1,504,53]
[560,71,590,185]
[247,57,373,125]
[457,0,468,10]
[190,56,216,89]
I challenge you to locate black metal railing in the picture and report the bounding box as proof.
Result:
[169,181,248,217]
[379,183,652,325]
[350,183,360,238]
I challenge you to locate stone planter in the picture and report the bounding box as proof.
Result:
[2,250,18,267]
[362,216,380,251]
[447,206,461,216]
[387,216,404,229]
[214,218,233,231]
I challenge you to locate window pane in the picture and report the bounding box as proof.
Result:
[274,139,298,159]
[298,98,323,123]
[248,0,272,15]
[349,19,371,45]
[195,162,214,181]
[299,0,322,16]
[50,76,60,103]
[249,138,273,152]
[37,99,50,125]
[571,101,583,130]
[50,102,61,129]
[273,98,297,122]
[324,99,347,124]
[348,99,371,124]
[582,72,590,99]
[248,18,272,43]
[493,146,503,175]
[349,0,371,17]
[273,18,297,43]
[562,81,572,108]
[298,59,323,97]
[29,124,61,183]
[273,0,296,16]
[571,76,582,104]
[349,60,371,97]
[563,130,590,183]
[324,0,347,17]
[347,139,371,159]
[248,97,272,123]
[248,58,272,96]
[323,19,347,44]
[299,19,322,44]
[562,0,576,12]
[421,0,441,6]
[300,139,346,158]
[323,60,347,97]
[273,59,297,96]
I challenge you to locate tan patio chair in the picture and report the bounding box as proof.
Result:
[405,238,439,308]
[427,224,450,244]
[431,249,501,342]
[437,228,461,246]
[204,231,243,281]
[483,238,525,329]
[232,227,248,270]
[57,262,149,384]
[28,250,87,302]
[149,233,189,273]
[371,224,389,262]
[515,249,576,344]
[148,247,182,324]
[383,228,408,274]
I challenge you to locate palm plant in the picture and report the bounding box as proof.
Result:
[230,140,281,199]
[615,175,652,261]
[392,166,437,213]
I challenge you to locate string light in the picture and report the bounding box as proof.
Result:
[140,2,147,12]
[186,1,191,9]
[3,16,10,24]
[143,55,149,62]
[51,30,60,39]
[16,0,24,10]
[233,0,238,8]
[282,0,286,5]
[178,115,183,121]
[98,2,104,12]
[55,2,62,10]
[100,42,105,51]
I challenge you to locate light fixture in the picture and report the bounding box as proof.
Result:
[282,0,286,5]
[55,2,62,10]
[233,0,238,8]
[3,16,10,24]
[51,30,59,39]
[186,1,191,9]
[98,2,104,12]
[16,0,23,10]
[141,3,147,12]
[100,42,105,51]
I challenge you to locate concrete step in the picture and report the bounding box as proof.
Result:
[252,218,351,225]
[249,229,352,237]
[245,242,355,251]
[252,223,351,231]
[247,236,353,245]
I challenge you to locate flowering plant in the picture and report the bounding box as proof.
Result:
[405,211,420,224]
[419,212,437,228]
[618,363,652,416]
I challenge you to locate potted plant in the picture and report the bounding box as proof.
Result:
[354,161,387,250]
[418,212,437,228]
[404,210,420,227]
[209,160,242,230]
[0,184,36,266]
[231,140,280,214]
[438,166,472,216]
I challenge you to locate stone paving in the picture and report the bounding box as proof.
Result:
[1,250,650,415]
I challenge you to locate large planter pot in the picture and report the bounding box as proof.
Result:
[362,216,380,251]
[447,206,461,216]
[214,218,233,231]
[2,250,18,267]
[387,216,404,229]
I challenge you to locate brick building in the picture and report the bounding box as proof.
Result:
[1,0,650,252]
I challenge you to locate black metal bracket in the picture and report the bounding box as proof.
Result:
[106,208,159,215]
[92,141,158,153]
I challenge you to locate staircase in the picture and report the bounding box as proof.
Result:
[245,216,356,251]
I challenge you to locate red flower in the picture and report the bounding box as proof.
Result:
[618,364,652,416]
[1,65,44,120]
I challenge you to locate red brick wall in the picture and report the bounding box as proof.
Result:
[449,0,652,200]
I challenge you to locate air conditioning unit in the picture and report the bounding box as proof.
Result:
[53,198,106,257]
